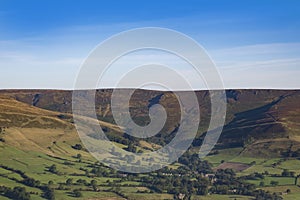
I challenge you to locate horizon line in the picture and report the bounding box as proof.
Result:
[0,87,300,92]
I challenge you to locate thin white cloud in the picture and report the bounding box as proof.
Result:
[213,43,300,56]
[209,43,300,89]
[0,29,300,90]
[211,43,300,64]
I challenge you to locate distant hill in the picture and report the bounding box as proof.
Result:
[0,89,300,158]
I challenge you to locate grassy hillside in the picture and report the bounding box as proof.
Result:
[0,89,300,199]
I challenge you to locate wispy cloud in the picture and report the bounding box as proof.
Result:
[212,43,300,59]
[1,23,300,90]
[211,43,300,69]
[210,43,300,89]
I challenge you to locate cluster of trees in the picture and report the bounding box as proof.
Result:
[59,177,99,190]
[49,178,100,198]
[137,163,263,198]
[254,189,283,200]
[90,166,111,177]
[143,174,210,197]
[21,176,56,200]
[103,132,130,146]
[291,149,300,157]
[141,160,284,199]
[178,152,212,174]
[42,186,55,200]
[138,154,214,198]
[281,145,300,158]
[116,186,132,199]
[0,165,58,200]
[125,141,137,153]
[212,169,256,195]
[0,186,31,200]
[22,177,41,188]
[243,172,265,181]
[281,169,295,177]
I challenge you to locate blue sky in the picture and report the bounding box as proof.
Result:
[0,0,300,89]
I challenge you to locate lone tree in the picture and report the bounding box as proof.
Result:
[259,181,265,187]
[76,153,82,162]
[270,181,279,186]
[49,164,57,174]
[91,180,98,191]
[72,144,82,150]
[66,178,73,186]
[295,175,300,185]
[73,189,82,198]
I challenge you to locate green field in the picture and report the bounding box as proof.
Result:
[1,140,300,199]
[192,194,254,200]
